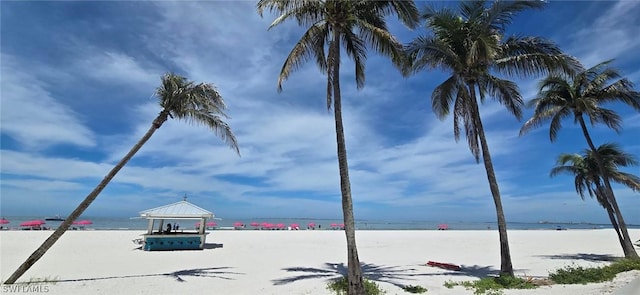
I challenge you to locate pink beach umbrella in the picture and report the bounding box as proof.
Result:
[207,222,217,227]
[0,219,9,225]
[276,223,285,230]
[233,222,244,228]
[20,220,45,227]
[307,222,316,229]
[250,222,260,229]
[73,220,93,226]
[438,224,449,230]
[290,223,300,230]
[264,223,275,229]
[330,223,338,229]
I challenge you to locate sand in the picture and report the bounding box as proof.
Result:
[1,229,639,294]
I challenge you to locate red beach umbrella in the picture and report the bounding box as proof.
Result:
[20,220,45,227]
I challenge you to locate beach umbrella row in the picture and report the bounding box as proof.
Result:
[15,219,93,228]
[20,220,46,227]
[73,220,93,226]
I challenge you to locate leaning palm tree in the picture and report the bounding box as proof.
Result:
[551,143,640,254]
[257,1,418,293]
[4,73,240,284]
[403,0,580,276]
[521,60,640,258]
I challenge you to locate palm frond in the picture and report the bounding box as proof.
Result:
[156,73,240,155]
[366,0,419,29]
[589,108,622,132]
[277,24,328,91]
[495,36,582,77]
[480,75,523,119]
[404,36,460,75]
[341,30,367,89]
[184,110,240,155]
[484,0,545,31]
[432,75,461,120]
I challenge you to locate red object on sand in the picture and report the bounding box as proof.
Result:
[427,261,461,271]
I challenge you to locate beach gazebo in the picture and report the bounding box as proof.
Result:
[139,199,213,251]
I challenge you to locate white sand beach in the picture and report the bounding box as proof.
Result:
[1,229,639,294]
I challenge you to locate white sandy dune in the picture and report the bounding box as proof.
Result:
[1,229,639,294]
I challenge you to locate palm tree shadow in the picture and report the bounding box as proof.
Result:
[273,262,499,288]
[204,243,223,249]
[535,253,618,262]
[52,267,243,283]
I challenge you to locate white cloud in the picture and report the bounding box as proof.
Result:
[72,51,159,90]
[0,55,96,149]
[568,1,640,66]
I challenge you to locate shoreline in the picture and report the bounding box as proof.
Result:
[1,229,639,294]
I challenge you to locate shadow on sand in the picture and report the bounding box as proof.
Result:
[536,253,618,262]
[272,262,510,288]
[51,267,243,283]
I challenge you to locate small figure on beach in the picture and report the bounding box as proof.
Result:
[165,223,172,233]
[174,223,180,231]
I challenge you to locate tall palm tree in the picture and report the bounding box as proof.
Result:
[551,143,640,253]
[403,0,579,276]
[257,1,418,293]
[521,60,640,258]
[4,73,240,284]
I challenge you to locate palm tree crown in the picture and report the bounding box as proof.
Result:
[551,143,640,201]
[520,60,640,140]
[156,73,240,154]
[257,0,419,108]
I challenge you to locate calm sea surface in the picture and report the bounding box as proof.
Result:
[1,216,637,231]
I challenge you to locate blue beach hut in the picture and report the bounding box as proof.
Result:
[139,200,213,251]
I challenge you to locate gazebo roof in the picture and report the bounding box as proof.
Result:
[139,201,213,219]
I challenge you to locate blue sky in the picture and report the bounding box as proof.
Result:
[1,1,638,223]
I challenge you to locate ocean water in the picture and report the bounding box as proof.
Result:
[1,216,637,231]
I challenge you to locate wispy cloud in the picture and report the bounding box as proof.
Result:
[1,54,96,149]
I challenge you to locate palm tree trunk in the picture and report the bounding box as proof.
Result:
[4,111,171,284]
[468,83,514,276]
[595,184,625,248]
[330,33,365,295]
[578,117,638,258]
[595,182,625,249]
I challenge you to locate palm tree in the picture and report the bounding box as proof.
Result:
[403,0,579,276]
[551,143,640,253]
[257,1,418,293]
[521,60,640,258]
[4,73,240,284]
